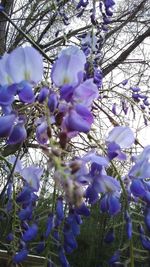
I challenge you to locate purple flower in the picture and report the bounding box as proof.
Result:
[130,179,146,197]
[107,142,126,161]
[138,225,150,250]
[51,46,86,87]
[108,251,120,266]
[85,185,99,204]
[58,248,70,267]
[48,93,58,112]
[0,53,11,85]
[144,209,150,231]
[6,46,43,84]
[8,155,23,173]
[0,113,16,137]
[56,197,64,221]
[63,104,93,133]
[104,228,115,243]
[66,212,81,236]
[22,224,38,242]
[64,224,77,251]
[18,206,32,221]
[72,79,98,107]
[36,118,48,144]
[0,86,14,106]
[75,202,90,216]
[129,146,150,179]
[45,214,54,238]
[6,233,14,242]
[7,120,27,144]
[36,241,45,254]
[121,79,128,86]
[13,249,28,263]
[112,103,117,115]
[38,87,49,103]
[18,82,35,103]
[16,186,32,203]
[76,0,88,9]
[106,126,134,149]
[21,166,43,192]
[100,194,121,216]
[125,211,132,239]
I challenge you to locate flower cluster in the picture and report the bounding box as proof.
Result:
[0,41,150,267]
[0,46,43,144]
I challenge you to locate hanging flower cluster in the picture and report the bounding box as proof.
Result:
[0,41,150,267]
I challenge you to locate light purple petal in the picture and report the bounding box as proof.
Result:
[129,159,150,179]
[0,53,13,85]
[106,126,134,149]
[51,46,86,87]
[83,151,109,166]
[6,46,43,84]
[21,166,43,191]
[73,79,98,106]
[8,155,23,173]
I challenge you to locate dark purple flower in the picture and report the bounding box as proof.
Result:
[76,0,88,9]
[36,119,48,144]
[66,213,81,236]
[56,198,64,221]
[100,194,121,216]
[131,87,140,92]
[45,214,54,238]
[48,93,58,112]
[108,251,120,266]
[144,209,150,231]
[0,113,16,137]
[38,87,49,103]
[121,79,128,86]
[16,186,32,203]
[6,233,14,242]
[60,84,75,102]
[130,179,146,197]
[76,202,90,216]
[94,68,103,87]
[64,104,93,133]
[107,142,126,161]
[7,121,27,144]
[64,224,77,250]
[0,86,14,106]
[18,82,35,103]
[36,241,45,253]
[85,185,99,204]
[112,103,117,115]
[22,224,38,242]
[104,228,115,243]
[58,248,70,267]
[125,211,132,239]
[13,249,28,263]
[18,206,32,221]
